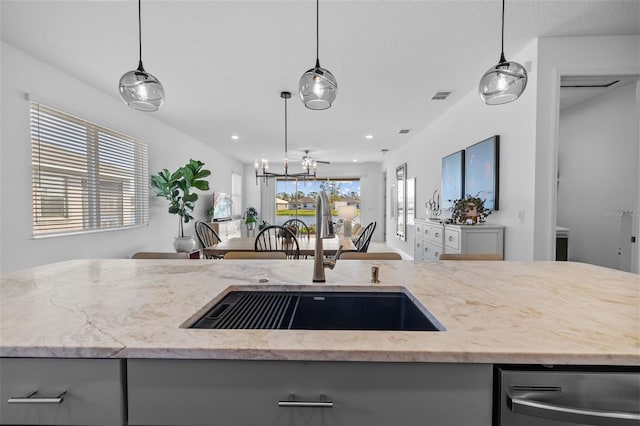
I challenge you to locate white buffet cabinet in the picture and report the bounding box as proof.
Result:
[209,219,241,241]
[414,219,504,261]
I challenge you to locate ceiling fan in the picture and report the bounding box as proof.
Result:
[296,150,331,169]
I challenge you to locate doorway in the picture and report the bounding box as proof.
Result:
[556,75,639,272]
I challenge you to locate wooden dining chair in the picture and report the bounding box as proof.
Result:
[223,251,287,259]
[281,218,311,240]
[438,253,502,260]
[254,225,300,259]
[353,221,377,252]
[194,220,223,259]
[339,252,402,260]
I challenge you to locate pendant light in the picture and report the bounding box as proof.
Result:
[478,0,527,105]
[298,0,337,110]
[119,0,165,112]
[255,92,318,184]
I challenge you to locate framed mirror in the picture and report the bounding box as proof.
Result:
[407,178,415,226]
[396,163,406,240]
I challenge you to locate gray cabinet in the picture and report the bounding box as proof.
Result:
[0,358,125,426]
[414,219,505,261]
[414,220,445,261]
[444,224,504,258]
[127,359,492,426]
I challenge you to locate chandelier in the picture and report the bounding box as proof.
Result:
[255,92,318,185]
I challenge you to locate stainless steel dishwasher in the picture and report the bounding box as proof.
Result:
[496,366,640,426]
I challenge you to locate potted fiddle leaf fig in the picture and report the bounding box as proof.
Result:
[150,159,211,252]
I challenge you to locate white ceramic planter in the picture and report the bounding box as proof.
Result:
[174,236,197,253]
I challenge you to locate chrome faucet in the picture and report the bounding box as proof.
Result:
[313,190,342,282]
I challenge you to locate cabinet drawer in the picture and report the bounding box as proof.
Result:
[414,223,423,238]
[422,241,443,261]
[0,358,124,426]
[414,237,425,262]
[422,223,443,245]
[444,228,460,250]
[128,359,492,426]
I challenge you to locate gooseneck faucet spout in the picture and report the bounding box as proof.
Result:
[313,190,341,282]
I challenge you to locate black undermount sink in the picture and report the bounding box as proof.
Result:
[190,288,445,331]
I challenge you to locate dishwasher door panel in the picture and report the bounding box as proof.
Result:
[497,367,640,426]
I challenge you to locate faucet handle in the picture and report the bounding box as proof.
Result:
[334,244,343,261]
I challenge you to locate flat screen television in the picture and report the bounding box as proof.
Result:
[211,192,232,221]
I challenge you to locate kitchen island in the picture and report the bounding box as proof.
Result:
[1,259,638,425]
[1,259,637,363]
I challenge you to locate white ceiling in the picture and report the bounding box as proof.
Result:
[2,0,639,166]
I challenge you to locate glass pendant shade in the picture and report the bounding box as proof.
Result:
[299,63,338,110]
[479,58,527,105]
[119,63,165,112]
[119,0,164,112]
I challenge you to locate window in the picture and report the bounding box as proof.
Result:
[275,178,361,231]
[31,102,149,237]
[231,172,242,218]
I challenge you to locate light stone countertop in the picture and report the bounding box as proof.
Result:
[0,259,638,365]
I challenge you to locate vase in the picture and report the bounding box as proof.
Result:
[247,222,256,231]
[174,236,197,253]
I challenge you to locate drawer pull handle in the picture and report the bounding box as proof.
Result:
[8,390,66,404]
[435,232,440,237]
[448,236,453,241]
[279,393,333,408]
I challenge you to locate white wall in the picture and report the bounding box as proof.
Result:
[382,40,539,260]
[382,36,640,263]
[243,162,384,241]
[534,35,640,260]
[558,82,638,270]
[0,42,243,272]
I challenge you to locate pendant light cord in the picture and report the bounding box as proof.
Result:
[315,0,320,66]
[499,0,506,63]
[137,0,144,70]
[284,95,288,156]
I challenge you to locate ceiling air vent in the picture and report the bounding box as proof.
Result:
[431,91,453,100]
[399,129,411,134]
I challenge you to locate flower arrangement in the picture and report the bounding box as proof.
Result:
[244,206,258,224]
[450,195,491,224]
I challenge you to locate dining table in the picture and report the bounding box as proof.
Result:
[203,236,356,258]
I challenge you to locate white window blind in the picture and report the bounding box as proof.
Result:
[31,102,149,237]
[231,172,242,218]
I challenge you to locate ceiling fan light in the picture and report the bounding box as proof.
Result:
[119,67,165,112]
[479,60,527,105]
[299,66,338,110]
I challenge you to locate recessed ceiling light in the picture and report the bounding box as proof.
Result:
[231,135,239,140]
[353,159,358,162]
[365,134,373,140]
